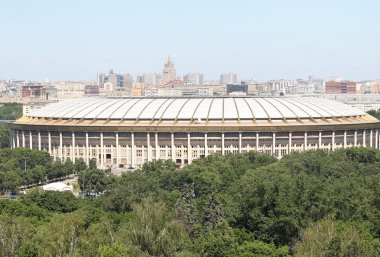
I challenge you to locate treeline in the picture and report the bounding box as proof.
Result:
[368,109,380,120]
[0,102,22,120]
[1,148,380,256]
[0,148,90,193]
[0,102,23,148]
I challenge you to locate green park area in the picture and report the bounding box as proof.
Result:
[1,147,379,256]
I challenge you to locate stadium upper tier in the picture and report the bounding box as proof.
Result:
[28,97,365,121]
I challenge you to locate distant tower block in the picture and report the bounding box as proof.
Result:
[162,55,177,86]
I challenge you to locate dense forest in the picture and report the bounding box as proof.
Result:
[0,147,379,256]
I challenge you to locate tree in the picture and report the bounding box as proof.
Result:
[31,165,46,185]
[0,215,35,257]
[64,159,75,177]
[0,124,10,148]
[103,172,160,212]
[294,217,380,257]
[89,158,97,169]
[196,220,238,257]
[177,183,197,239]
[204,193,224,232]
[75,158,87,173]
[367,109,380,119]
[99,243,129,257]
[235,241,290,257]
[117,197,191,256]
[2,170,21,193]
[78,168,108,195]
[22,190,79,213]
[35,211,86,257]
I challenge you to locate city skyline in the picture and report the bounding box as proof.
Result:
[1,0,380,81]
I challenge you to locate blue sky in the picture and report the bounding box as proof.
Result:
[0,0,379,81]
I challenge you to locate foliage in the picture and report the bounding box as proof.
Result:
[99,242,129,257]
[235,241,290,257]
[367,109,380,119]
[0,124,10,148]
[0,148,379,256]
[116,197,191,257]
[78,168,108,195]
[294,217,380,257]
[196,220,238,257]
[21,189,79,213]
[0,103,22,120]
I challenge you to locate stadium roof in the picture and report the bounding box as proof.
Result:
[29,97,365,121]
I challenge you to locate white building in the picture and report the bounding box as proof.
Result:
[11,97,380,169]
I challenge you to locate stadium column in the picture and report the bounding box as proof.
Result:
[147,133,151,162]
[100,132,104,168]
[256,132,259,151]
[38,131,41,151]
[116,132,119,166]
[12,130,15,149]
[71,132,75,163]
[318,131,322,149]
[22,131,25,147]
[85,132,89,165]
[344,131,347,147]
[370,129,373,148]
[354,130,357,146]
[29,131,33,150]
[131,132,135,168]
[303,132,307,150]
[155,133,159,160]
[59,132,63,161]
[332,131,335,150]
[221,133,225,155]
[363,130,366,147]
[48,132,51,156]
[16,130,20,147]
[288,132,292,154]
[272,132,276,156]
[187,133,192,164]
[204,133,208,157]
[238,133,242,154]
[171,133,175,162]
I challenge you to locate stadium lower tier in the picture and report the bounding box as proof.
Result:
[10,129,380,168]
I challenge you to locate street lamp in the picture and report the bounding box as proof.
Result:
[23,157,29,171]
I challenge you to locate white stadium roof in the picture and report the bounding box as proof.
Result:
[29,97,365,121]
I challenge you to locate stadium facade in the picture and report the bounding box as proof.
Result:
[10,97,380,168]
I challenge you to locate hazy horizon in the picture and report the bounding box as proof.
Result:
[1,0,379,82]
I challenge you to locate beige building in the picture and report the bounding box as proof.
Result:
[162,56,176,86]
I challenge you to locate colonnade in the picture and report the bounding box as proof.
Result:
[11,129,380,169]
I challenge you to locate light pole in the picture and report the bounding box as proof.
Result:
[23,157,29,171]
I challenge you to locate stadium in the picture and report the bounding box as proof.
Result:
[10,97,380,168]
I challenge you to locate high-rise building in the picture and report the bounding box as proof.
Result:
[183,73,204,85]
[142,73,160,85]
[123,74,133,93]
[162,56,176,85]
[106,70,123,89]
[97,73,106,87]
[220,73,237,86]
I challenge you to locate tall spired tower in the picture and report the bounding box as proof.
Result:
[162,55,176,85]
